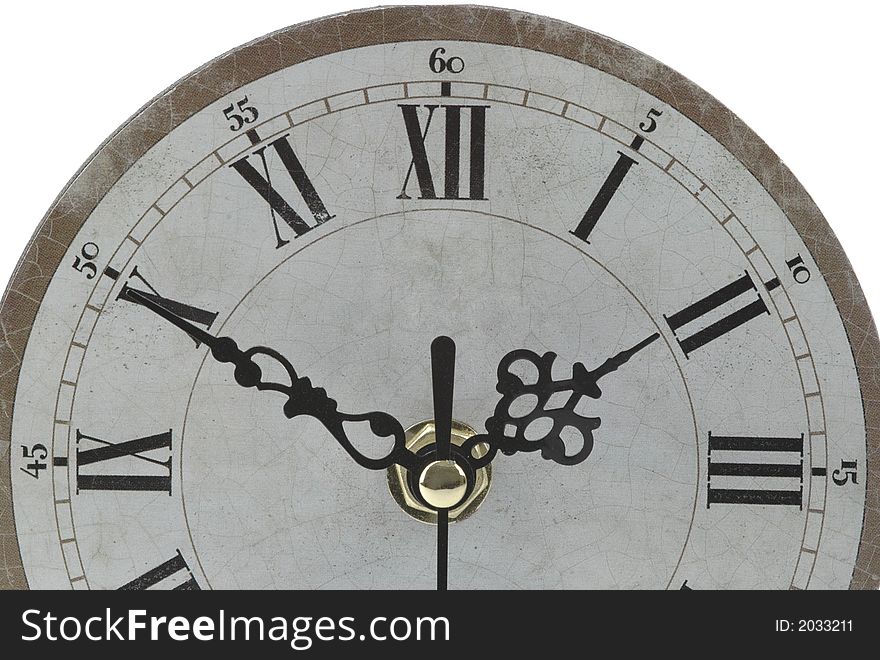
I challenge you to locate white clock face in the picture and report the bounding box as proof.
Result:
[6,31,869,590]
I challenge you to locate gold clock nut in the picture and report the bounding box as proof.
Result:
[387,420,491,524]
[418,460,468,510]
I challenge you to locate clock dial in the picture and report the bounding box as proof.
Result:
[1,7,876,590]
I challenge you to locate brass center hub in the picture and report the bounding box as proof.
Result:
[418,460,468,509]
[387,419,492,524]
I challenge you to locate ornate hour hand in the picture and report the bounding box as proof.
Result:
[463,333,660,468]
[121,288,420,472]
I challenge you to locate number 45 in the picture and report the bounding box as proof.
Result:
[20,444,48,479]
[223,96,259,132]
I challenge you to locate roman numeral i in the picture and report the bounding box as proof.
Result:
[571,134,644,243]
[397,104,488,201]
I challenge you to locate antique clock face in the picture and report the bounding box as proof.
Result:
[1,6,877,591]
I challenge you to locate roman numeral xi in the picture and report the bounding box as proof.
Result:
[231,130,334,248]
[397,104,488,201]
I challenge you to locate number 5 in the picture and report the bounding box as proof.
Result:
[22,444,47,460]
[639,108,663,133]
[238,97,258,124]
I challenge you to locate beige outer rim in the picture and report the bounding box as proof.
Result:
[1,5,876,590]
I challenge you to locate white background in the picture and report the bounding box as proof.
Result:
[1,1,878,313]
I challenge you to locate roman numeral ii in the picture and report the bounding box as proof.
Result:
[665,271,773,356]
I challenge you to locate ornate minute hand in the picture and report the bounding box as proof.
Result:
[122,288,420,472]
[462,333,660,468]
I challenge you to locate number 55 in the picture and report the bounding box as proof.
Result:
[223,96,259,132]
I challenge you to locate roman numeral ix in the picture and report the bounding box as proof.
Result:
[707,432,804,508]
[397,104,488,201]
[76,428,173,494]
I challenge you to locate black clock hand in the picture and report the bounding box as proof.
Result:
[587,332,660,383]
[431,336,455,462]
[463,333,661,468]
[429,336,456,591]
[122,287,420,472]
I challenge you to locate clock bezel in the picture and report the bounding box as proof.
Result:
[1,5,876,589]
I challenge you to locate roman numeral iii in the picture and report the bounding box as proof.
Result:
[231,131,334,248]
[707,433,804,508]
[664,271,771,356]
[76,428,173,494]
[118,550,200,590]
[397,104,488,201]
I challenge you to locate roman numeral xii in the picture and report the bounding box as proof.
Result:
[397,104,488,201]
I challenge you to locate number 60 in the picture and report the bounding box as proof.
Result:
[429,47,465,74]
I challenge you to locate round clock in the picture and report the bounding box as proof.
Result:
[1,6,877,591]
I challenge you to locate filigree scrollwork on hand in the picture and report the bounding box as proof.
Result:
[123,288,420,472]
[462,350,600,467]
[463,333,660,468]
